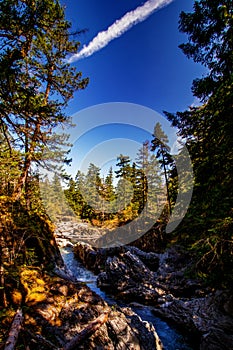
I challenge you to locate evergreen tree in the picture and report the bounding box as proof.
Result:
[66,171,86,217]
[83,163,102,221]
[135,141,150,212]
[115,155,133,216]
[64,178,78,214]
[165,0,233,221]
[102,167,116,220]
[146,153,165,219]
[40,173,72,220]
[164,0,233,286]
[115,155,131,178]
[0,0,88,200]
[0,134,22,196]
[104,167,115,203]
[130,162,141,212]
[151,123,175,215]
[74,170,86,218]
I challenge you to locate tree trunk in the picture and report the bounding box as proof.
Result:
[161,150,172,215]
[4,309,24,350]
[63,312,109,350]
[0,264,7,308]
[0,238,7,307]
[13,157,31,201]
[24,330,59,350]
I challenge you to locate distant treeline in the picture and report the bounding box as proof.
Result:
[41,124,177,227]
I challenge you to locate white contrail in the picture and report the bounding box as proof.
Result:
[68,0,173,63]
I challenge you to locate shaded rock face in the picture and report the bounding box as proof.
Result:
[83,307,163,350]
[74,242,201,304]
[74,242,160,273]
[74,242,161,304]
[18,268,163,350]
[97,252,161,304]
[153,291,233,350]
[130,224,166,253]
[73,242,233,350]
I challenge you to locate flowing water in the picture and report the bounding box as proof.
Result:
[61,246,194,350]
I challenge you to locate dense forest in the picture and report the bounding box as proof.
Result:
[0,0,232,348]
[0,0,88,322]
[43,123,172,227]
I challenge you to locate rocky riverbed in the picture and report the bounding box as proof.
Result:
[73,240,233,350]
[55,219,103,247]
[15,266,163,350]
[54,220,233,349]
[1,219,168,350]
[49,220,166,349]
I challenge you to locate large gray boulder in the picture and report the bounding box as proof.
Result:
[152,290,233,350]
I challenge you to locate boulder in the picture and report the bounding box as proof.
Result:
[73,241,233,349]
[152,290,233,350]
[74,242,163,303]
[19,268,163,350]
[74,242,159,273]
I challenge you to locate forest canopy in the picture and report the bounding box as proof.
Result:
[0,0,232,314]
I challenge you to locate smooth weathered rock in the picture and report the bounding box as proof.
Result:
[98,307,164,350]
[152,290,233,350]
[74,242,159,272]
[126,246,159,271]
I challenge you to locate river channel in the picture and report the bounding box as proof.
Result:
[61,246,194,350]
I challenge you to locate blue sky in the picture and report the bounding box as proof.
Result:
[59,0,205,178]
[63,0,204,115]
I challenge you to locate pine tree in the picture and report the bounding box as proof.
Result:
[151,123,175,215]
[0,0,88,200]
[115,155,134,219]
[164,1,233,221]
[104,167,115,203]
[83,164,102,221]
[146,153,164,219]
[164,0,233,286]
[135,142,150,212]
[115,155,131,178]
[40,173,72,220]
[102,167,116,220]
[74,170,86,218]
[0,134,22,196]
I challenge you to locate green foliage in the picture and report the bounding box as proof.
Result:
[0,0,88,199]
[64,143,170,228]
[40,174,73,221]
[190,216,233,288]
[165,0,233,288]
[151,123,176,214]
[0,0,85,307]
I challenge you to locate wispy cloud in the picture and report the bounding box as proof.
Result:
[68,0,173,63]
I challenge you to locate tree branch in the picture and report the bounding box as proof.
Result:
[63,311,109,350]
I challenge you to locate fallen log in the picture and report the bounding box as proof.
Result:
[24,329,59,350]
[4,309,24,350]
[63,311,109,350]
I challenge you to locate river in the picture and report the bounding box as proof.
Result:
[61,246,194,350]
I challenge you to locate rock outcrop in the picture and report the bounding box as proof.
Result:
[55,220,102,247]
[74,242,161,303]
[6,267,163,350]
[73,241,233,349]
[153,291,233,350]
